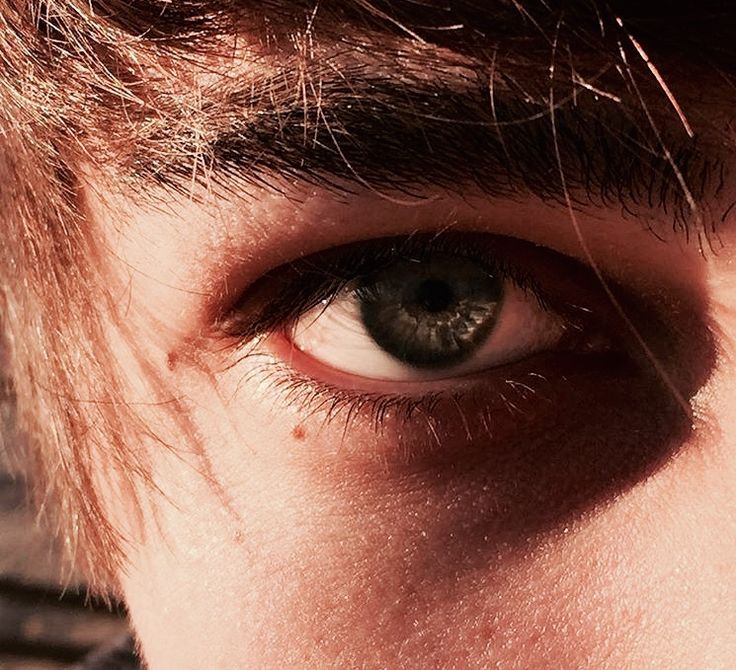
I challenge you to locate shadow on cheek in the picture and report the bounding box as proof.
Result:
[300,286,716,581]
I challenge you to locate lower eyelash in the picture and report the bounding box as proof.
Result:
[213,323,650,474]
[230,341,609,445]
[241,355,445,433]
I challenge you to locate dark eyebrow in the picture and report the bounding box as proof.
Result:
[129,51,724,237]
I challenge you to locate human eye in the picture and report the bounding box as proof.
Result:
[220,233,610,390]
[212,225,701,472]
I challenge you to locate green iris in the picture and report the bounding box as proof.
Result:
[358,254,504,368]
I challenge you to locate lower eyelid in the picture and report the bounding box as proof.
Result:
[235,341,642,466]
[216,322,705,566]
[264,326,618,397]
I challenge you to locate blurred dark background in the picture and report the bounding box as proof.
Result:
[0,399,130,669]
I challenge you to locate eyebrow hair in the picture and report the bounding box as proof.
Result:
[128,49,724,237]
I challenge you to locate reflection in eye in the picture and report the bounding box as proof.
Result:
[291,252,569,381]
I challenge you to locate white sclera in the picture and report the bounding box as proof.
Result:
[290,281,567,382]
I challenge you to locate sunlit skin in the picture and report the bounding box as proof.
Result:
[84,154,736,667]
[6,0,736,666]
[4,2,719,667]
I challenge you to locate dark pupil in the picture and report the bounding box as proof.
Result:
[415,279,454,313]
[359,254,504,368]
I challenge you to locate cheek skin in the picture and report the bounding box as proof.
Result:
[114,344,736,670]
[117,424,736,669]
[91,187,736,667]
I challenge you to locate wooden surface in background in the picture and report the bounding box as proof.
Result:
[0,470,130,669]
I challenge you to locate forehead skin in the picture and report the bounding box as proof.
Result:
[72,3,736,669]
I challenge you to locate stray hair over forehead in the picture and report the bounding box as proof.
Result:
[0,0,734,590]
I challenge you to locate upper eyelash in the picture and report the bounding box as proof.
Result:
[217,233,549,345]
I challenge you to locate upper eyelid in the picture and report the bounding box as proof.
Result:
[215,233,604,346]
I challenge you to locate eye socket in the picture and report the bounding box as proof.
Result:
[291,252,573,382]
[212,227,712,516]
[219,232,617,389]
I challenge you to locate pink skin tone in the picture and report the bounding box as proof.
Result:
[87,101,736,667]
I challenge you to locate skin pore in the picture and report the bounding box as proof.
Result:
[13,1,736,668]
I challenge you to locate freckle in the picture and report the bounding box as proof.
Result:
[292,425,307,441]
[166,351,179,370]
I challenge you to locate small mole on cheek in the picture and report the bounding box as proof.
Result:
[292,425,307,441]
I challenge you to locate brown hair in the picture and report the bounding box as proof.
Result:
[0,0,729,591]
